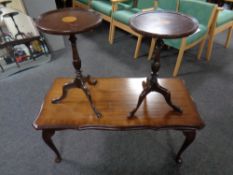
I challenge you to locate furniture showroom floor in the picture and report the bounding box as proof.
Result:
[0,23,232,175]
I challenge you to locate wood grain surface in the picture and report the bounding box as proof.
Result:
[33,78,204,130]
[36,8,102,35]
[129,11,199,38]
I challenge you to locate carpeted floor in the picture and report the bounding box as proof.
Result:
[0,22,232,175]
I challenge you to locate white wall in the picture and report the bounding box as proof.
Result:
[0,7,39,38]
[0,0,26,13]
[22,0,65,51]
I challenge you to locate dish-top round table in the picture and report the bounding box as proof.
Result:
[36,8,102,118]
[129,11,198,118]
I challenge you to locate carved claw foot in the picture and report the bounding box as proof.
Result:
[172,105,183,113]
[55,156,62,163]
[128,111,136,119]
[52,98,61,104]
[175,157,182,164]
[95,111,102,118]
[84,75,97,86]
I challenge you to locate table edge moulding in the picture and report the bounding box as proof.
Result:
[33,77,205,164]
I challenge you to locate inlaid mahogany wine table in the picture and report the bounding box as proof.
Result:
[36,8,102,118]
[129,11,198,117]
[33,78,205,164]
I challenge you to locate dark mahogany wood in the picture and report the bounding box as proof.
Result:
[175,130,196,164]
[129,11,199,39]
[36,8,102,35]
[129,11,198,117]
[33,78,205,164]
[42,130,62,163]
[36,8,102,118]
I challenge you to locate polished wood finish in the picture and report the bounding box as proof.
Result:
[36,8,102,118]
[42,130,62,163]
[129,11,198,116]
[34,78,204,130]
[130,11,198,39]
[36,8,102,35]
[34,78,204,164]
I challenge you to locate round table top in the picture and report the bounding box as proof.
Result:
[130,11,199,39]
[36,8,102,35]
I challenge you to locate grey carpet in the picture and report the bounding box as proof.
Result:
[0,22,232,175]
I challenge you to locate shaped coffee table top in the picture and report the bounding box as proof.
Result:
[33,78,204,131]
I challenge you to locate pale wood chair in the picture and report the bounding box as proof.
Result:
[72,0,91,9]
[206,7,233,61]
[148,0,180,60]
[149,0,217,77]
[109,0,156,59]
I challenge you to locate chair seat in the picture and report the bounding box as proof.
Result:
[157,0,178,11]
[77,0,89,5]
[91,0,133,16]
[112,8,141,25]
[91,0,112,16]
[164,24,207,49]
[217,9,233,27]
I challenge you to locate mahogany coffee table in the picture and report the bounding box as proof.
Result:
[129,11,198,117]
[36,8,102,118]
[33,77,205,164]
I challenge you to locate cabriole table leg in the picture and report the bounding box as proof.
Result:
[175,130,196,164]
[42,129,62,163]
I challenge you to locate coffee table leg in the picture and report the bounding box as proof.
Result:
[175,130,196,164]
[129,39,182,117]
[42,130,62,163]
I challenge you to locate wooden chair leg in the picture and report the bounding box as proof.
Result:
[224,25,233,48]
[148,37,157,60]
[109,24,116,44]
[108,22,112,44]
[197,38,206,60]
[173,38,186,77]
[206,35,215,61]
[134,35,143,59]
